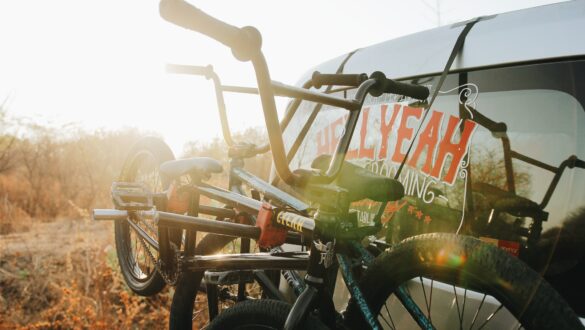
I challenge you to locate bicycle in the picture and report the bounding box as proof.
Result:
[92,0,584,328]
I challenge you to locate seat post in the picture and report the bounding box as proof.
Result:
[185,173,201,256]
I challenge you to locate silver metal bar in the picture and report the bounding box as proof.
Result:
[92,209,128,221]
[126,218,159,251]
[93,208,261,239]
[197,184,263,214]
[221,85,258,94]
[231,167,309,212]
[271,81,361,111]
[184,252,309,271]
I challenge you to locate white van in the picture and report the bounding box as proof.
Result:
[282,0,585,323]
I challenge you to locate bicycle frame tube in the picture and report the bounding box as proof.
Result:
[93,209,308,245]
[168,61,385,187]
[226,157,308,297]
[250,52,382,186]
[169,64,311,153]
[230,167,309,213]
[350,242,433,329]
[183,252,309,271]
[338,254,382,329]
[196,183,263,215]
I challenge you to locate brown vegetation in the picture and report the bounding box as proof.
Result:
[0,103,270,328]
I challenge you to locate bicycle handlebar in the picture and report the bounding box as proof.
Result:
[166,63,214,79]
[312,71,430,101]
[571,157,585,169]
[369,71,429,100]
[159,0,261,61]
[159,0,429,187]
[311,71,368,89]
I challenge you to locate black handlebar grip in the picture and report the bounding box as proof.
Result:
[369,71,430,100]
[311,71,368,89]
[166,64,214,79]
[159,0,262,61]
[569,155,585,169]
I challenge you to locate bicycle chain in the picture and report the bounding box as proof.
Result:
[135,225,179,286]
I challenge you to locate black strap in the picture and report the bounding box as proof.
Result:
[393,18,480,180]
[373,18,481,225]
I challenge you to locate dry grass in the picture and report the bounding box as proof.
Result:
[0,215,247,329]
[0,218,175,329]
[0,121,272,329]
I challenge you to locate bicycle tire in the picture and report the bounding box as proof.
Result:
[343,233,583,329]
[114,136,175,296]
[207,299,328,330]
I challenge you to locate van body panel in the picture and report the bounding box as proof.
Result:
[298,1,585,82]
[285,0,585,317]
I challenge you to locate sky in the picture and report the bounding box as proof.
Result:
[0,0,564,154]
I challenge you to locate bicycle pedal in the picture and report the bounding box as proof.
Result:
[111,182,155,211]
[204,270,255,285]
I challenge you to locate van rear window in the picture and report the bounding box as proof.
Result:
[286,60,585,285]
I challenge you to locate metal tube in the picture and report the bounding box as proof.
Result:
[210,71,236,147]
[313,79,378,183]
[199,205,236,218]
[93,208,259,239]
[251,53,298,185]
[231,167,308,212]
[158,211,261,239]
[272,81,361,111]
[221,85,258,94]
[255,80,312,154]
[183,252,308,271]
[197,184,263,214]
[126,218,159,251]
[93,209,128,221]
[93,208,308,245]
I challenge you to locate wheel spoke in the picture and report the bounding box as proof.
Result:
[383,302,397,330]
[453,285,463,328]
[477,304,504,330]
[428,277,433,325]
[133,232,139,269]
[469,294,486,330]
[379,309,395,330]
[461,288,467,329]
[419,276,432,320]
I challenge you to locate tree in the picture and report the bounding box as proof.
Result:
[0,96,17,174]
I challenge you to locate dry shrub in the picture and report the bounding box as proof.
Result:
[0,193,31,235]
[0,238,172,329]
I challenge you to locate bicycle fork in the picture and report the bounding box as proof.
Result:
[284,239,339,330]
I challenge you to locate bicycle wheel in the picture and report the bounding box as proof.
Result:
[343,233,583,330]
[114,136,174,296]
[207,299,327,330]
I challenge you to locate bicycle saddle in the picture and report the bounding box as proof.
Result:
[311,155,404,202]
[160,157,223,180]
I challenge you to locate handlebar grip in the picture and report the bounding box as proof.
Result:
[166,64,214,79]
[311,71,368,89]
[569,156,585,169]
[159,0,262,61]
[369,71,430,100]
